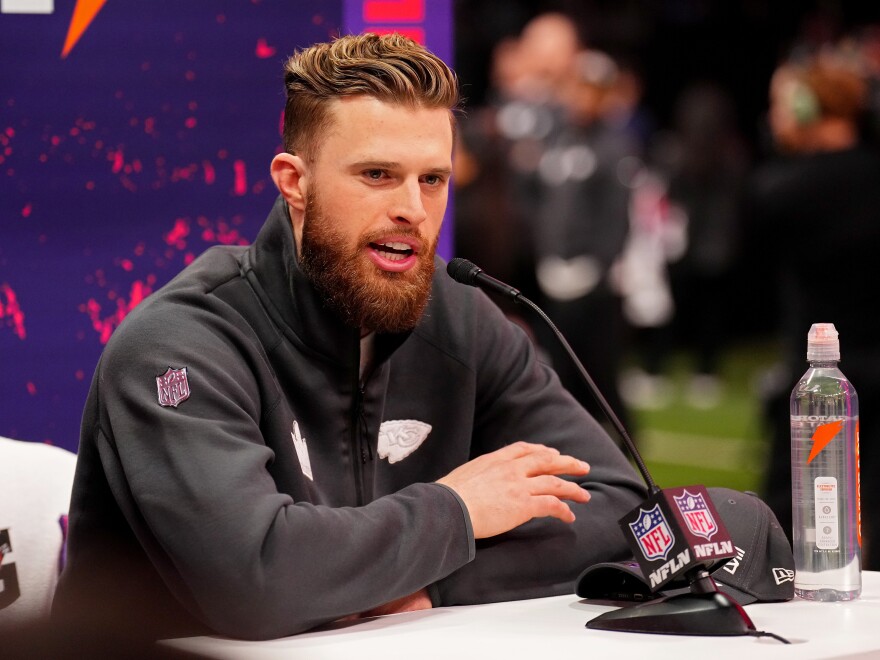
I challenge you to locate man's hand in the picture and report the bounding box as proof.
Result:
[437,441,591,539]
[361,588,433,617]
[334,589,432,622]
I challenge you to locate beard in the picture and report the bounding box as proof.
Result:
[298,188,438,334]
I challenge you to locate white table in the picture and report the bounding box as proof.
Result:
[163,571,880,659]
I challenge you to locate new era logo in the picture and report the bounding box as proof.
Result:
[773,568,795,585]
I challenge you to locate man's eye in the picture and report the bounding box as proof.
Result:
[422,174,443,185]
[365,169,385,180]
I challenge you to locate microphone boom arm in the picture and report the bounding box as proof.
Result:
[446,258,776,639]
[446,256,656,492]
[514,294,659,494]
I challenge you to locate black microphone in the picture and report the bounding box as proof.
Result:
[446,257,522,300]
[447,257,750,637]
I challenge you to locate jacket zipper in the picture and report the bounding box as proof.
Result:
[352,382,373,506]
[357,385,373,463]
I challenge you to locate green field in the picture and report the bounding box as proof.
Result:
[622,341,782,495]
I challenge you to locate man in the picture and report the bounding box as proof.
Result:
[53,33,645,641]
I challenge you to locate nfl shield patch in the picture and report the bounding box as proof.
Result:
[673,489,718,540]
[629,504,675,561]
[157,367,191,408]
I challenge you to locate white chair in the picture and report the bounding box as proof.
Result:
[0,436,76,627]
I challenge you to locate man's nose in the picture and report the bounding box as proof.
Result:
[389,179,428,226]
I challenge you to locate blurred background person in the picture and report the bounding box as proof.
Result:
[454,12,583,321]
[453,36,538,312]
[614,160,686,412]
[529,46,640,433]
[748,49,880,569]
[650,82,751,409]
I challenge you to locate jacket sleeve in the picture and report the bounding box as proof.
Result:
[87,298,473,640]
[433,287,647,605]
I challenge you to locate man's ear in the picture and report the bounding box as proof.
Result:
[271,152,308,212]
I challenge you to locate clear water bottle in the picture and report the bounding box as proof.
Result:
[790,323,861,601]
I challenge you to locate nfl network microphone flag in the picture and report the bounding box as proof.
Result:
[620,484,736,591]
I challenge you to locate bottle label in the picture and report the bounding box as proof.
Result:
[814,477,839,550]
[857,421,861,548]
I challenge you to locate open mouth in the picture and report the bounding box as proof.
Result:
[369,241,415,262]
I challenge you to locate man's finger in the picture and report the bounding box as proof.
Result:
[528,475,591,502]
[499,441,559,459]
[530,495,577,523]
[521,452,590,478]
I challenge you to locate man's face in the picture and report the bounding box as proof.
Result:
[297,96,453,334]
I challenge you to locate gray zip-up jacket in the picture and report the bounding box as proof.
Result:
[54,196,645,640]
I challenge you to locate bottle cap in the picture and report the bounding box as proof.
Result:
[807,323,840,361]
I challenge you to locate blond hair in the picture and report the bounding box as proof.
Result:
[282,33,460,159]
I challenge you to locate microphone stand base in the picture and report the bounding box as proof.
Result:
[586,590,756,636]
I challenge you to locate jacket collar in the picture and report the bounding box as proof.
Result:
[245,196,411,368]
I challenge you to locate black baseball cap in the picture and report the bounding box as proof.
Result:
[576,488,795,605]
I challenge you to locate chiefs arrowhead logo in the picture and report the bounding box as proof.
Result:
[377,420,431,464]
